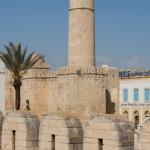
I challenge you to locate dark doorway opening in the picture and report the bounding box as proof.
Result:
[12,130,16,150]
[52,134,55,150]
[135,115,139,129]
[99,139,103,150]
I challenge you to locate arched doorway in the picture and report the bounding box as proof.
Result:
[134,111,139,129]
[123,111,129,119]
[145,111,150,118]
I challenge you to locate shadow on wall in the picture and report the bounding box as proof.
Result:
[39,112,83,150]
[106,89,115,114]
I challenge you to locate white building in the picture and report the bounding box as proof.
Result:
[119,70,150,128]
[0,60,5,114]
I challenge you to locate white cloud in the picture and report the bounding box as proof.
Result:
[96,55,114,63]
[120,55,146,69]
[54,56,65,64]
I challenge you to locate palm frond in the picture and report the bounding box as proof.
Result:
[21,46,27,64]
[27,55,45,69]
[1,42,45,81]
[22,51,35,70]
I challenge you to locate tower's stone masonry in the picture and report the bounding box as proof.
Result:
[5,64,119,127]
[68,0,95,67]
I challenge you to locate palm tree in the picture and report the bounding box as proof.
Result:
[0,42,45,110]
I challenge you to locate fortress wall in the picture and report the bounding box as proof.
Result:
[84,114,134,150]
[106,68,120,115]
[39,112,83,150]
[20,68,55,120]
[55,66,108,128]
[4,65,120,124]
[56,74,106,128]
[0,110,135,150]
[5,70,15,112]
[2,110,40,150]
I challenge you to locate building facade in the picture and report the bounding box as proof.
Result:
[119,70,150,127]
[0,60,5,114]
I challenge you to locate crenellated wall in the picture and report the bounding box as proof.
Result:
[5,62,119,127]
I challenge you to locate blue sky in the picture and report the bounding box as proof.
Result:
[0,0,150,71]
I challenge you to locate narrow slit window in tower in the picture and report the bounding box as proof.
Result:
[12,130,16,150]
[99,139,103,150]
[51,134,55,150]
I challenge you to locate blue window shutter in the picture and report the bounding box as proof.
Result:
[134,90,138,101]
[145,89,149,101]
[124,90,128,101]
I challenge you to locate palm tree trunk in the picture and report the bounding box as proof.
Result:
[14,86,21,110]
[13,80,22,110]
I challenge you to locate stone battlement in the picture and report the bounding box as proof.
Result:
[120,69,150,73]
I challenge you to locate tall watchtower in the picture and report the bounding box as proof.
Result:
[68,0,95,67]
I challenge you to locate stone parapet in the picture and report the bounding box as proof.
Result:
[57,66,107,75]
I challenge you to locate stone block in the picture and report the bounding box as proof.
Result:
[129,131,134,140]
[88,143,99,150]
[2,123,9,130]
[56,135,71,143]
[113,146,134,150]
[71,136,83,144]
[19,124,28,131]
[8,123,19,130]
[83,143,89,150]
[55,143,73,150]
[103,145,113,150]
[39,141,47,149]
[84,129,94,138]
[91,122,111,130]
[94,130,109,139]
[137,132,149,142]
[62,120,82,128]
[111,123,123,131]
[48,127,60,135]
[49,120,62,128]
[26,133,39,141]
[103,139,122,147]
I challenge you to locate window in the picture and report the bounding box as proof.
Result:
[145,89,149,101]
[123,90,128,101]
[134,89,139,101]
[12,130,16,150]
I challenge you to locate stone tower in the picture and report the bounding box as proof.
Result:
[68,0,95,67]
[5,0,120,128]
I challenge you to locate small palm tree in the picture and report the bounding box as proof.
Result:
[0,42,45,110]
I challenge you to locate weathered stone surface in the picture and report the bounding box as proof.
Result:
[39,112,83,150]
[1,110,40,150]
[84,114,134,150]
